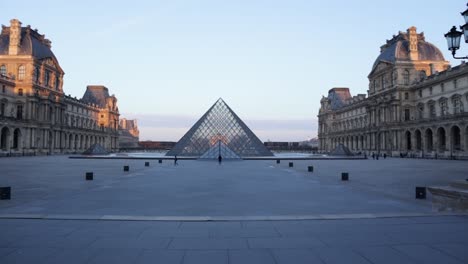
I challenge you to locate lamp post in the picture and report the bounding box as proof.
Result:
[445,3,468,59]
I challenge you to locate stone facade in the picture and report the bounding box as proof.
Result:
[318,27,468,159]
[0,19,120,156]
[118,118,140,149]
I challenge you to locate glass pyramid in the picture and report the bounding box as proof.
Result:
[199,140,241,160]
[166,98,273,157]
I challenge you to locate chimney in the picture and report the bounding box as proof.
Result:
[8,19,22,55]
[407,26,418,60]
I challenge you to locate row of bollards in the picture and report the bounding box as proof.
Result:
[85,160,158,181]
[277,160,427,200]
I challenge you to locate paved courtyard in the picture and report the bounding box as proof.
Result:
[0,156,467,263]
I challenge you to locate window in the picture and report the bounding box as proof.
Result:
[381,76,385,90]
[0,102,5,116]
[18,65,26,80]
[16,105,23,119]
[429,103,436,117]
[454,79,458,89]
[403,70,410,85]
[55,76,60,90]
[0,65,6,76]
[418,89,422,98]
[390,71,395,86]
[34,66,40,83]
[404,92,409,100]
[404,109,410,121]
[453,96,464,114]
[18,88,23,96]
[440,99,448,116]
[429,87,433,95]
[2,85,5,93]
[418,104,424,119]
[44,71,50,86]
[441,83,445,92]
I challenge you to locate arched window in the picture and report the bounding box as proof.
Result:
[0,65,6,76]
[18,65,26,80]
[403,70,410,85]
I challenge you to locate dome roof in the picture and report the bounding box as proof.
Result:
[372,27,446,71]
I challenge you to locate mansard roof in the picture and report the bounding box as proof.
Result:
[0,25,57,60]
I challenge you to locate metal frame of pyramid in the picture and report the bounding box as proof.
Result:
[199,140,241,160]
[166,98,273,157]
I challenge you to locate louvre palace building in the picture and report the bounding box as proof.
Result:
[318,27,468,159]
[0,19,120,156]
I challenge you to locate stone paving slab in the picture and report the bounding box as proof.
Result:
[0,217,466,263]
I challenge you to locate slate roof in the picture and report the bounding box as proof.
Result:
[0,27,57,60]
[81,86,110,108]
[372,32,445,71]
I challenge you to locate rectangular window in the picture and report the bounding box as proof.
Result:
[440,83,445,92]
[16,105,23,119]
[2,85,5,93]
[404,109,410,121]
[404,92,409,100]
[440,100,447,115]
[18,88,23,96]
[418,90,422,98]
[44,71,50,87]
[0,103,5,116]
[55,76,60,90]
[429,104,436,117]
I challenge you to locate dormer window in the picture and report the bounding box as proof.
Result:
[18,65,25,80]
[0,65,6,76]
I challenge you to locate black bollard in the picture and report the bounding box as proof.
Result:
[308,166,314,172]
[145,162,150,167]
[85,172,93,181]
[124,165,129,172]
[415,187,426,199]
[0,187,11,200]
[158,159,162,164]
[289,162,293,167]
[276,159,280,164]
[341,172,349,181]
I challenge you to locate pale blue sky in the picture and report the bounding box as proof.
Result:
[3,1,465,141]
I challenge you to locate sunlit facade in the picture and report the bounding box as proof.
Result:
[318,27,468,158]
[0,19,120,156]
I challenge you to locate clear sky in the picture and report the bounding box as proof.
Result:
[3,0,465,141]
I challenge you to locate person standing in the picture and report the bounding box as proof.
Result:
[218,155,222,165]
[174,155,178,166]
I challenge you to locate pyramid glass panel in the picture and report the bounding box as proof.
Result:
[166,98,273,157]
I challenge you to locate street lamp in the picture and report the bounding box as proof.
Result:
[445,3,468,59]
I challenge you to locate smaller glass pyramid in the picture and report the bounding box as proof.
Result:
[167,98,273,157]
